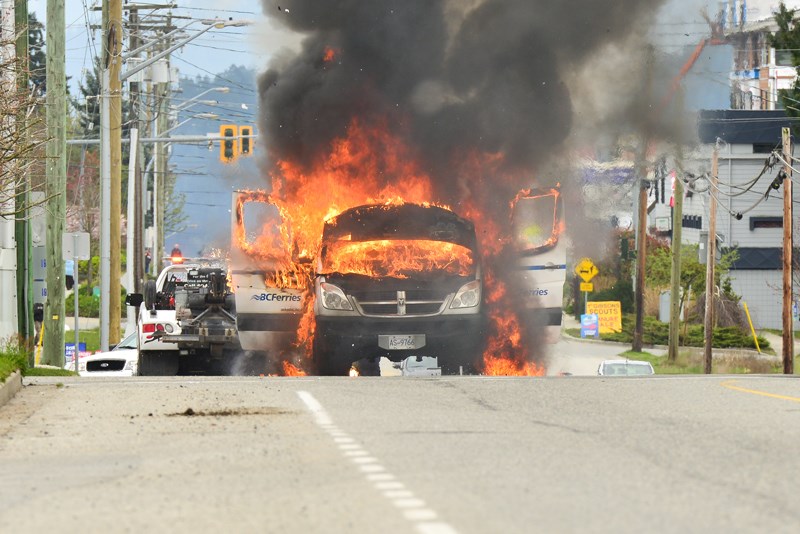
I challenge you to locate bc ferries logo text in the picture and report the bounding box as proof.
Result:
[251,293,302,302]
[528,288,549,296]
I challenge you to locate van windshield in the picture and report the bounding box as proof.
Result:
[320,204,478,278]
[321,239,475,278]
[511,191,562,253]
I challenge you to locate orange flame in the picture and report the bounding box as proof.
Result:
[245,117,554,376]
[322,239,474,278]
[323,46,337,63]
[233,190,309,289]
[282,361,307,376]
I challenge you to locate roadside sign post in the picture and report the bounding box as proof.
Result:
[574,258,599,316]
[63,233,90,370]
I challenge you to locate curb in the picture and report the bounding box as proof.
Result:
[560,327,775,360]
[0,370,23,409]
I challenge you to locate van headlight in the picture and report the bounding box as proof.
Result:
[320,282,353,311]
[450,280,481,309]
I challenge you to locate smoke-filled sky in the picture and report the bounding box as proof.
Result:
[256,0,678,190]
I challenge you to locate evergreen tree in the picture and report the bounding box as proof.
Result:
[72,55,130,141]
[28,12,46,93]
[770,3,800,121]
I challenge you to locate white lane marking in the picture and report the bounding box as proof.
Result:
[297,391,457,533]
[393,498,426,508]
[359,464,385,473]
[416,522,459,534]
[405,510,438,521]
[351,456,378,464]
[384,490,414,499]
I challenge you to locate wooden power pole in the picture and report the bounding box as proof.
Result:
[633,168,648,353]
[632,47,655,354]
[107,0,123,345]
[668,170,684,363]
[782,127,794,374]
[14,0,31,340]
[703,144,719,374]
[42,0,65,366]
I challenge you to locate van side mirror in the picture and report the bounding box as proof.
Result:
[125,293,144,307]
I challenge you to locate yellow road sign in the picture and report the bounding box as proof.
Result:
[575,258,599,283]
[580,282,593,292]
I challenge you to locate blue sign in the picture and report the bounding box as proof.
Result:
[580,314,600,339]
[65,342,87,362]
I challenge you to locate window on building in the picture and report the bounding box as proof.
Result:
[682,215,702,229]
[750,216,783,230]
[752,143,775,154]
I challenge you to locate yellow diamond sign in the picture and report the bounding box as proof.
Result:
[575,258,598,283]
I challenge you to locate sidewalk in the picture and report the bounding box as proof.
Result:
[564,312,795,358]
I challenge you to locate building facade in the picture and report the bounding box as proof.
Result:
[685,109,799,329]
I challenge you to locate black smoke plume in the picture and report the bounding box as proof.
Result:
[259,0,667,203]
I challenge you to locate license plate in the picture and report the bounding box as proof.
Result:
[379,334,426,350]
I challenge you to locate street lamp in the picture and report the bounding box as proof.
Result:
[147,112,218,273]
[100,18,254,350]
[173,87,230,112]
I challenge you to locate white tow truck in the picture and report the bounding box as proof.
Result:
[125,259,237,375]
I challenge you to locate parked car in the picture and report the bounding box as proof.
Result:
[597,359,655,376]
[65,332,138,377]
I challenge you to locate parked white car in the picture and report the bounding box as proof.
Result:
[65,332,138,377]
[597,359,655,377]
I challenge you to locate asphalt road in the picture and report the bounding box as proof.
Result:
[2,373,800,533]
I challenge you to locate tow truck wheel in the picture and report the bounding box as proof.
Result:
[138,351,179,376]
[143,280,157,309]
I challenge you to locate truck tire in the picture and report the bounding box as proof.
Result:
[138,351,179,376]
[312,336,353,376]
[317,358,353,376]
[143,280,157,309]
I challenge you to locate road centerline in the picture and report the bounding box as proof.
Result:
[297,390,458,534]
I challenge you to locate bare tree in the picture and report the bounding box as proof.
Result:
[0,33,47,220]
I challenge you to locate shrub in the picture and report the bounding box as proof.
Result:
[591,278,634,314]
[600,313,769,350]
[0,336,30,378]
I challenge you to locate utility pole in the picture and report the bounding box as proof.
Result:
[129,6,144,294]
[42,0,65,366]
[703,143,719,374]
[669,168,684,363]
[108,0,123,346]
[782,127,794,374]
[1,0,18,342]
[633,162,648,353]
[668,90,686,363]
[632,46,654,354]
[14,0,31,340]
[154,13,172,272]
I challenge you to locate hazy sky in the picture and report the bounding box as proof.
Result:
[25,0,797,98]
[26,1,296,95]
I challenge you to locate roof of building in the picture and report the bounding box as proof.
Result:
[698,109,798,144]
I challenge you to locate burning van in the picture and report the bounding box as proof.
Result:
[312,202,487,375]
[230,191,307,362]
[511,187,567,343]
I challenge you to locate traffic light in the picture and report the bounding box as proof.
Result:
[240,126,252,156]
[220,125,238,163]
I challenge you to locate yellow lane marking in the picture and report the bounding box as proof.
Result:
[721,379,800,403]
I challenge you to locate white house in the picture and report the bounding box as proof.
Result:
[684,109,799,329]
